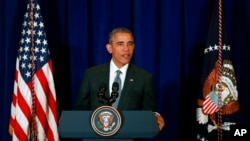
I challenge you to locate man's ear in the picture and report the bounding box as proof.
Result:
[106,43,112,54]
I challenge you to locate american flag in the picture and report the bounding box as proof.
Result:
[9,1,59,141]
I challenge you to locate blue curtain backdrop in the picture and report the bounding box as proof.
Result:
[1,0,250,141]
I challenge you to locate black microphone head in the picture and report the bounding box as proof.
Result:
[110,82,119,105]
[99,83,106,92]
[112,82,119,91]
[98,82,107,103]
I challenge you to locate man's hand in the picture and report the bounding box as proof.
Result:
[154,113,165,130]
[9,125,13,135]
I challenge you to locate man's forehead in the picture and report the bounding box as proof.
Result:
[114,34,133,41]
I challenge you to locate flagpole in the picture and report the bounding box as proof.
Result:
[217,0,223,140]
[29,0,38,140]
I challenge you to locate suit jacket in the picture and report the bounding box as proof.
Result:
[75,62,157,112]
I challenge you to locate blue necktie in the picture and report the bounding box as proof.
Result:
[112,70,122,108]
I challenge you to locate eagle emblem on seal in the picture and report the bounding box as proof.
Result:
[96,111,116,131]
[197,60,240,128]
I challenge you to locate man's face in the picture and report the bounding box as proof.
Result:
[106,32,135,68]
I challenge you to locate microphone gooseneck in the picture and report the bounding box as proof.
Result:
[97,83,107,104]
[97,82,120,106]
[109,82,119,105]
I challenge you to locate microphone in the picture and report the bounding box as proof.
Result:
[97,83,107,104]
[109,82,119,105]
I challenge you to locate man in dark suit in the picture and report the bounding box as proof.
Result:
[75,27,164,131]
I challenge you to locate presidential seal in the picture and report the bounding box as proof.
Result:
[90,106,122,136]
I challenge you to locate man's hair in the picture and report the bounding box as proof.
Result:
[108,27,134,43]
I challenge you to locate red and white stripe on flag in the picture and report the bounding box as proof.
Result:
[9,59,59,141]
[202,95,219,114]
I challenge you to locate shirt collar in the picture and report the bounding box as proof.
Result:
[110,59,129,75]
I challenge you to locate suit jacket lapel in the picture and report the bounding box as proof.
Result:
[99,63,110,100]
[118,64,136,109]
